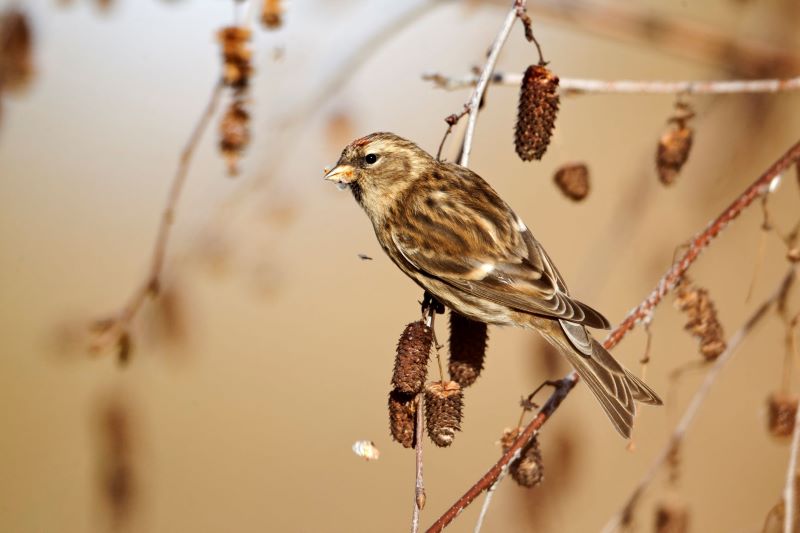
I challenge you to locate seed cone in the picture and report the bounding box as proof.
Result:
[448,312,488,388]
[674,277,726,361]
[392,320,432,394]
[388,391,417,448]
[424,381,463,447]
[767,392,799,439]
[509,435,544,488]
[515,65,559,162]
[553,163,590,201]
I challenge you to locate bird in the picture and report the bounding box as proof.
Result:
[324,132,661,437]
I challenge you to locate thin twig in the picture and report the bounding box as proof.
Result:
[785,397,800,533]
[601,268,797,533]
[458,0,526,167]
[473,465,511,533]
[424,141,800,532]
[90,82,224,355]
[424,72,800,95]
[412,393,426,533]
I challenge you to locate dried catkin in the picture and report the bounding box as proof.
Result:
[510,435,544,488]
[0,9,33,92]
[392,320,432,394]
[424,381,463,447]
[553,163,590,201]
[656,102,694,186]
[219,96,250,176]
[217,26,252,89]
[655,496,690,533]
[388,391,416,448]
[674,277,726,361]
[261,0,283,29]
[767,392,798,438]
[515,65,559,162]
[448,312,487,388]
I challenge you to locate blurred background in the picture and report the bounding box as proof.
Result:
[1,0,799,531]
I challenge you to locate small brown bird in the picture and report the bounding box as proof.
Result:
[325,132,661,437]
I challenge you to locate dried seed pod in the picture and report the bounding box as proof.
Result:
[674,277,726,361]
[219,97,250,176]
[509,435,544,488]
[261,0,283,29]
[0,9,34,92]
[217,26,252,89]
[514,65,559,161]
[448,312,487,388]
[655,496,689,533]
[656,102,695,186]
[392,320,432,394]
[553,162,590,201]
[767,392,799,438]
[388,390,416,448]
[424,381,463,447]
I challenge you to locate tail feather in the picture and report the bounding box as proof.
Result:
[533,317,662,438]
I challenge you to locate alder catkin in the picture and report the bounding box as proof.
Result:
[261,0,283,29]
[674,277,726,361]
[656,102,695,186]
[217,26,252,89]
[0,9,33,92]
[388,391,417,448]
[767,392,799,439]
[655,497,690,533]
[424,381,463,447]
[509,435,544,488]
[392,320,432,394]
[448,312,487,388]
[515,65,559,162]
[219,97,250,176]
[553,162,590,201]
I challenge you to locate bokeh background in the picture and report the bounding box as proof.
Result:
[1,1,799,531]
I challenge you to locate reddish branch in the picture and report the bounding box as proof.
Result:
[424,139,800,532]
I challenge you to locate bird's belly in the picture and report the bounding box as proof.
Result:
[410,275,518,327]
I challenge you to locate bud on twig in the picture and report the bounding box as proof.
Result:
[553,162,590,201]
[515,65,559,161]
[392,320,432,394]
[388,391,417,448]
[424,381,463,447]
[448,312,487,388]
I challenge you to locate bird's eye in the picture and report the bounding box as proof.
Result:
[365,153,378,165]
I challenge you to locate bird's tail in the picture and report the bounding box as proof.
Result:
[532,317,662,438]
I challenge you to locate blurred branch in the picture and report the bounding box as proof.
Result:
[424,72,800,95]
[601,267,797,533]
[424,140,800,532]
[411,393,425,533]
[529,0,800,75]
[90,81,224,358]
[786,394,800,533]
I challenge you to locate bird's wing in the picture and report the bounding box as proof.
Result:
[390,168,610,329]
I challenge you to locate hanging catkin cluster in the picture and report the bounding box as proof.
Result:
[387,320,432,448]
[767,392,798,439]
[553,162,590,201]
[674,277,726,361]
[217,26,253,176]
[448,311,488,388]
[656,101,694,186]
[514,65,559,161]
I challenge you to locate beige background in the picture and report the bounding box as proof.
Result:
[1,0,799,531]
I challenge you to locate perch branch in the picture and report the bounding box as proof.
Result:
[786,393,800,533]
[424,140,800,532]
[412,393,425,533]
[424,72,800,95]
[601,267,796,533]
[90,82,224,354]
[458,0,527,167]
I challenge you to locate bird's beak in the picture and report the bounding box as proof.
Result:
[323,164,356,184]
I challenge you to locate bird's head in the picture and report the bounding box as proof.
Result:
[324,132,432,221]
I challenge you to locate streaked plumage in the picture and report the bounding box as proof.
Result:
[325,132,661,437]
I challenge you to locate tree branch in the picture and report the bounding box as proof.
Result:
[424,71,800,95]
[601,267,796,533]
[423,140,800,532]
